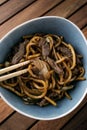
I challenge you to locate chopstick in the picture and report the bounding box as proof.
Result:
[0,60,31,82]
[0,60,30,75]
[0,69,28,82]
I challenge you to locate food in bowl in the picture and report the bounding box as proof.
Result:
[0,33,85,107]
[0,16,87,120]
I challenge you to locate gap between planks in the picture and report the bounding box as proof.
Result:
[0,0,9,6]
[0,98,14,123]
[0,2,87,125]
[0,0,62,25]
[0,112,37,130]
[0,0,36,25]
[29,95,87,130]
[0,0,86,39]
[0,95,87,130]
[61,103,87,130]
[0,1,87,129]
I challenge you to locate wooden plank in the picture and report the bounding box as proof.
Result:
[0,0,36,24]
[69,5,87,29]
[0,0,86,39]
[61,104,87,130]
[0,1,87,124]
[45,3,87,38]
[29,95,87,130]
[0,98,14,123]
[0,1,87,129]
[45,0,87,17]
[0,0,63,38]
[0,0,8,5]
[0,112,36,130]
[46,3,87,29]
[83,26,87,39]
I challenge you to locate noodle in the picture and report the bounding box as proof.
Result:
[68,44,76,69]
[0,33,85,106]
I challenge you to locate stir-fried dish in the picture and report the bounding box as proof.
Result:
[0,33,85,106]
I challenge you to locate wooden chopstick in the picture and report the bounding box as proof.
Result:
[0,60,30,75]
[0,60,31,82]
[0,68,28,82]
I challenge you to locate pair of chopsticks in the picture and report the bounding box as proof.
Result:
[0,60,31,82]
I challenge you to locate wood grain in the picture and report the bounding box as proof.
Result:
[0,0,36,24]
[0,0,86,39]
[0,0,8,5]
[83,26,87,39]
[45,4,87,30]
[61,104,87,130]
[0,112,36,130]
[0,1,87,130]
[0,0,63,38]
[0,0,87,124]
[0,98,14,123]
[29,95,87,130]
[45,0,87,17]
[69,4,87,29]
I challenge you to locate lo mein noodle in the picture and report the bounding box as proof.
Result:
[0,33,85,106]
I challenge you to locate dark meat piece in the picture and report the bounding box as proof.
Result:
[38,38,46,47]
[23,96,40,105]
[32,66,44,80]
[37,98,48,107]
[32,66,40,75]
[46,57,63,74]
[32,59,49,79]
[37,91,58,107]
[7,44,19,62]
[72,67,79,77]
[38,38,50,59]
[72,56,82,77]
[42,42,50,59]
[57,45,72,57]
[48,91,58,99]
[12,40,28,64]
[76,55,82,65]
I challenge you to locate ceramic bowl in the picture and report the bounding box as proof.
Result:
[0,16,87,120]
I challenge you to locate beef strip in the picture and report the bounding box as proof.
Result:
[38,38,50,59]
[72,67,80,77]
[76,55,82,65]
[7,44,19,62]
[32,58,49,79]
[37,91,58,107]
[11,40,28,64]
[37,98,48,106]
[46,57,63,74]
[57,45,72,57]
[72,55,82,77]
[38,38,46,47]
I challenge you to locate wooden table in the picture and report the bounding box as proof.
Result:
[0,0,87,130]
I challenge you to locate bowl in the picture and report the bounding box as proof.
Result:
[0,16,87,120]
